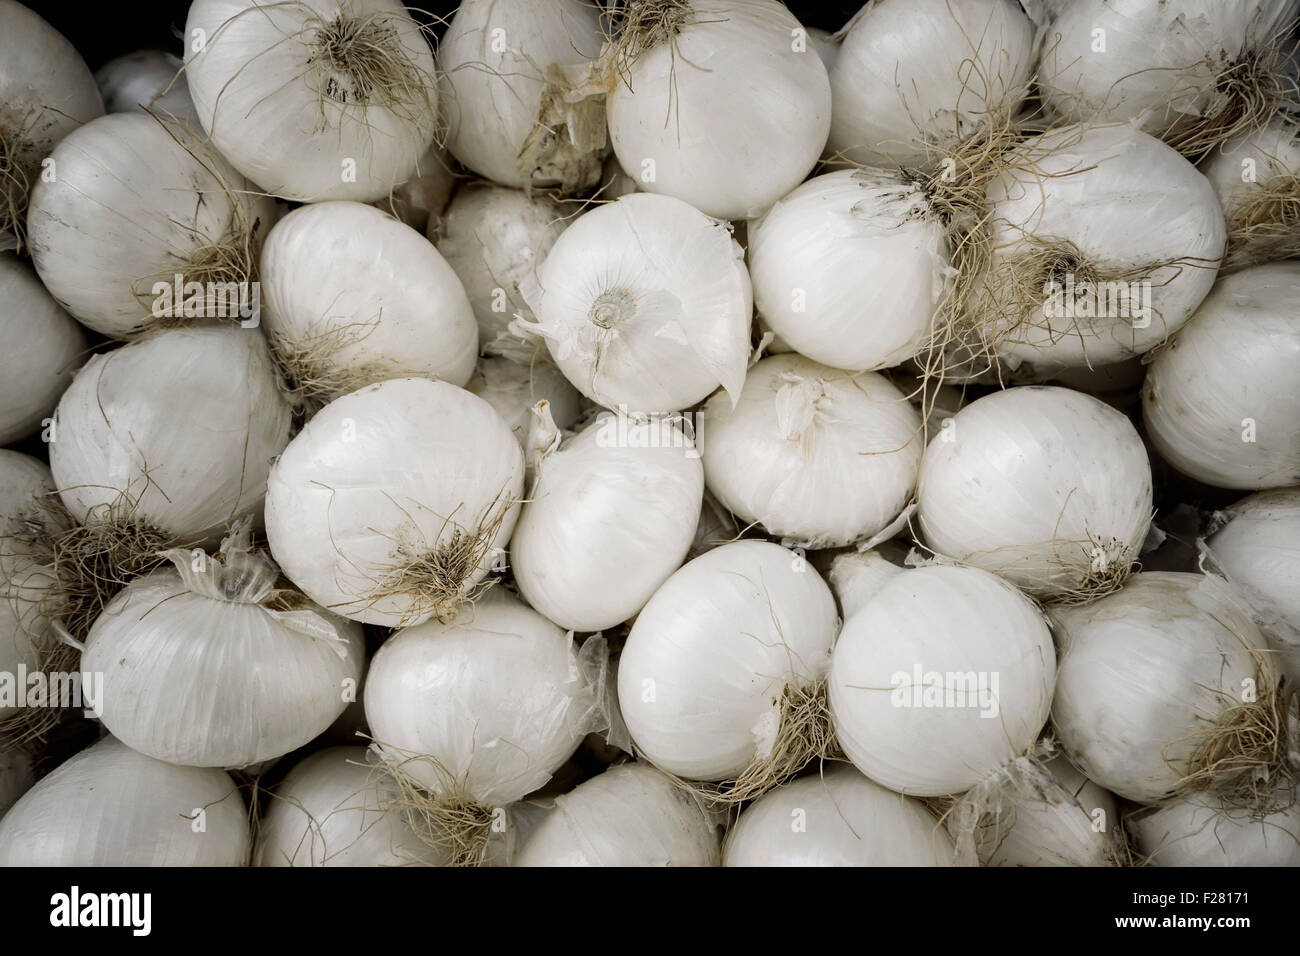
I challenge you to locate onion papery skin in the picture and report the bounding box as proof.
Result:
[1129,790,1300,866]
[465,357,584,446]
[0,736,250,866]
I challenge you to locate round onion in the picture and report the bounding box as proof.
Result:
[511,406,704,631]
[265,377,523,627]
[826,0,1034,167]
[700,354,922,548]
[1129,789,1300,866]
[1201,116,1300,217]
[94,49,198,124]
[185,0,438,201]
[260,200,477,403]
[617,540,838,783]
[514,762,721,866]
[829,562,1055,796]
[606,0,830,221]
[0,736,250,865]
[723,764,954,866]
[1143,261,1300,490]
[917,385,1153,601]
[523,193,752,414]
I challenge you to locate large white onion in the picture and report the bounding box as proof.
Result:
[1051,572,1273,804]
[434,184,567,357]
[1129,789,1300,866]
[264,377,523,626]
[27,111,276,337]
[746,169,948,371]
[512,406,703,631]
[260,201,477,402]
[0,736,250,865]
[617,540,838,782]
[522,193,752,414]
[700,354,922,548]
[514,762,721,866]
[255,746,445,866]
[827,0,1033,168]
[185,0,438,201]
[0,0,102,252]
[830,562,1055,796]
[94,49,198,124]
[50,325,291,543]
[917,385,1153,600]
[465,357,584,446]
[606,0,830,221]
[1142,261,1300,490]
[0,256,85,445]
[724,765,954,866]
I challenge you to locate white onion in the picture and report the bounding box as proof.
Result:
[94,49,198,124]
[51,325,291,543]
[0,256,84,445]
[978,123,1225,372]
[0,746,35,815]
[827,548,908,621]
[0,736,250,865]
[185,0,438,201]
[439,0,605,192]
[0,0,103,252]
[255,746,445,866]
[1143,261,1300,490]
[701,354,922,548]
[514,762,720,866]
[724,764,954,866]
[686,489,741,561]
[746,169,948,371]
[827,0,1034,167]
[373,144,456,235]
[260,200,477,401]
[830,562,1055,796]
[805,26,838,74]
[1051,572,1272,804]
[0,557,57,723]
[511,406,704,631]
[27,111,276,337]
[617,540,838,781]
[364,589,606,806]
[265,377,523,627]
[1200,115,1300,218]
[522,193,752,414]
[82,533,364,769]
[917,385,1153,600]
[0,450,57,552]
[465,357,584,446]
[434,184,567,356]
[606,0,830,221]
[1129,789,1300,866]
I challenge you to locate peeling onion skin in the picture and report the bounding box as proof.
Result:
[1143,262,1300,490]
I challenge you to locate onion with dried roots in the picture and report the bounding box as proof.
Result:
[94,49,198,124]
[1128,787,1300,866]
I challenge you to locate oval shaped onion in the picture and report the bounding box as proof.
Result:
[255,746,445,867]
[465,357,584,446]
[830,563,1055,796]
[606,0,830,221]
[185,0,438,201]
[265,378,523,627]
[1129,789,1300,866]
[724,765,954,866]
[701,354,922,548]
[617,540,838,781]
[260,201,477,402]
[514,762,720,866]
[1143,261,1300,490]
[746,169,948,371]
[512,410,703,631]
[365,590,604,806]
[524,193,752,413]
[0,736,250,866]
[917,385,1153,600]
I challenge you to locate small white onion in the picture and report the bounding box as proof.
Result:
[724,764,954,866]
[255,746,445,866]
[260,201,477,401]
[523,193,752,414]
[0,450,57,551]
[0,736,250,865]
[1129,789,1300,866]
[1200,116,1300,219]
[917,385,1153,600]
[829,562,1055,796]
[465,357,584,446]
[185,0,438,201]
[265,377,523,626]
[701,354,922,548]
[94,49,198,124]
[617,540,838,781]
[514,762,721,866]
[1143,261,1300,489]
[606,0,830,221]
[511,407,704,631]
